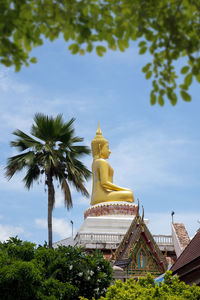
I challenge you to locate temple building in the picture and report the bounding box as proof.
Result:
[171,230,200,286]
[54,125,191,279]
[113,207,168,278]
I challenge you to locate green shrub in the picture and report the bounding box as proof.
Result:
[0,260,41,300]
[39,278,77,300]
[0,237,113,300]
[97,272,200,300]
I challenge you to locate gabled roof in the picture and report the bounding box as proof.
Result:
[53,236,74,248]
[113,209,168,273]
[114,211,139,261]
[171,230,200,273]
[173,223,190,249]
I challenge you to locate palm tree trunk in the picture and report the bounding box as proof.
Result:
[47,173,54,248]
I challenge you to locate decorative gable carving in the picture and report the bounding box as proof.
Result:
[113,207,168,277]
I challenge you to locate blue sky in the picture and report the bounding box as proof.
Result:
[0,37,200,244]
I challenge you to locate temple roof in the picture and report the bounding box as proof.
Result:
[173,223,190,249]
[53,236,74,248]
[171,230,200,274]
[113,208,168,273]
[115,258,131,268]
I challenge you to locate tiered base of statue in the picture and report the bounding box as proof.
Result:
[74,201,139,256]
[84,201,138,218]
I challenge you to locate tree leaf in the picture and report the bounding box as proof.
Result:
[146,71,152,79]
[68,44,79,54]
[158,95,164,106]
[150,93,156,105]
[96,46,106,57]
[196,74,200,83]
[63,31,69,42]
[117,40,126,52]
[184,73,193,86]
[139,47,147,55]
[30,57,37,63]
[180,90,191,102]
[142,63,151,73]
[139,41,146,47]
[169,93,177,106]
[181,66,189,74]
[86,44,93,53]
[179,84,188,90]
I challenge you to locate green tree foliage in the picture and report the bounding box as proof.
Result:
[1,1,200,105]
[5,113,91,248]
[0,238,113,300]
[87,271,200,300]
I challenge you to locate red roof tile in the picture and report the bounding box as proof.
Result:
[173,223,190,249]
[171,231,200,273]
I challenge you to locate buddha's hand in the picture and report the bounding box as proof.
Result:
[122,188,133,192]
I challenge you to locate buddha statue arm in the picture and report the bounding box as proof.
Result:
[99,160,131,192]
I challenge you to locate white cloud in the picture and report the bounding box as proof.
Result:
[0,168,44,194]
[35,217,72,239]
[74,194,91,206]
[0,223,24,242]
[109,128,200,192]
[1,113,32,134]
[55,190,64,208]
[0,69,30,93]
[35,218,47,229]
[0,84,100,145]
[0,170,25,191]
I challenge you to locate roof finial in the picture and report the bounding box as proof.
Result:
[137,198,140,215]
[142,205,144,221]
[171,211,175,223]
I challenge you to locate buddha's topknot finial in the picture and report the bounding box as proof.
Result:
[96,122,102,136]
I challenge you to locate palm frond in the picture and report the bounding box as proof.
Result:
[31,113,76,143]
[68,158,91,180]
[54,118,75,143]
[5,151,35,179]
[70,136,84,143]
[76,181,89,198]
[61,179,72,209]
[66,161,90,197]
[68,145,91,156]
[23,163,40,189]
[11,129,42,151]
[68,172,89,197]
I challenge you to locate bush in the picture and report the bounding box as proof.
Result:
[39,278,77,300]
[0,238,113,300]
[95,271,200,300]
[0,260,41,300]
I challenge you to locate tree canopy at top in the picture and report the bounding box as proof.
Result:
[1,0,200,105]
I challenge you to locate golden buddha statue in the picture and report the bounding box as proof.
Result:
[90,124,135,205]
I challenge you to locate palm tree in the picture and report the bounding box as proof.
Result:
[5,113,91,248]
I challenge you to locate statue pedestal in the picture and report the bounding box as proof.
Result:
[74,202,139,252]
[84,201,138,219]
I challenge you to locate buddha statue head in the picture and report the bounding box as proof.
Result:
[91,124,110,159]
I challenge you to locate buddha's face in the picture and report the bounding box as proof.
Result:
[100,142,111,159]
